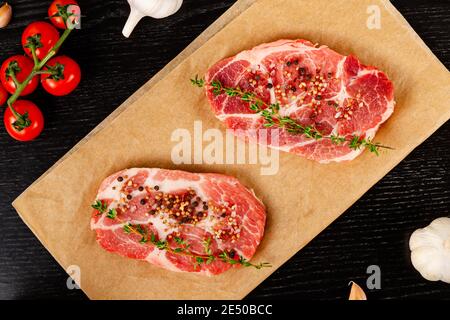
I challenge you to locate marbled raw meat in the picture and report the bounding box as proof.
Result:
[91,168,266,276]
[205,39,395,163]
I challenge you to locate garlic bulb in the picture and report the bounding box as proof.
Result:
[0,2,12,29]
[409,217,450,283]
[122,0,183,38]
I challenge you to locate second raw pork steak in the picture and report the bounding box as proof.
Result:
[91,168,266,276]
[205,39,395,163]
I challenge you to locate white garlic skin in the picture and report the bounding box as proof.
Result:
[409,217,450,284]
[123,0,183,38]
[131,0,183,19]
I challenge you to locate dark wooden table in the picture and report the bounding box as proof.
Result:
[0,0,449,300]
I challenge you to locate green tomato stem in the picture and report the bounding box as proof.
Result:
[10,73,20,88]
[34,70,56,75]
[7,71,35,118]
[37,28,72,70]
[31,46,39,66]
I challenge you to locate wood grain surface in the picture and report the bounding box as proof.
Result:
[0,0,448,300]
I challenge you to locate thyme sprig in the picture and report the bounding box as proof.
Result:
[92,199,271,270]
[122,222,271,270]
[190,75,205,88]
[218,251,272,270]
[91,200,108,213]
[191,76,392,155]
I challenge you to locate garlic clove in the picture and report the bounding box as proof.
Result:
[122,0,183,38]
[0,2,12,29]
[122,7,145,38]
[348,281,367,300]
[411,247,444,282]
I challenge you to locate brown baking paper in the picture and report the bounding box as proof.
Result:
[13,0,450,300]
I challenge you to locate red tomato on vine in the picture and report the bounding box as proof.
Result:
[3,100,44,141]
[0,55,39,96]
[22,21,60,61]
[0,83,8,106]
[1,1,82,142]
[48,0,80,29]
[41,56,81,96]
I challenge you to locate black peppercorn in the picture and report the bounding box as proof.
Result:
[154,185,160,191]
[117,176,124,182]
[181,217,191,224]
[126,195,132,200]
[140,199,146,205]
[138,186,144,192]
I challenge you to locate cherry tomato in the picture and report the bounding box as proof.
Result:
[0,83,8,106]
[48,0,80,29]
[0,55,39,96]
[22,21,60,61]
[4,100,44,141]
[41,56,81,96]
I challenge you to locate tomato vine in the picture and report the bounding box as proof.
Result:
[4,4,79,131]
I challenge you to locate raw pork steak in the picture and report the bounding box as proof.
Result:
[205,39,395,163]
[91,168,266,276]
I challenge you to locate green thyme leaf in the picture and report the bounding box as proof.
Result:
[206,256,215,264]
[202,238,212,255]
[140,236,148,244]
[106,208,117,219]
[123,224,132,234]
[174,237,186,245]
[135,224,146,236]
[196,257,204,264]
[190,75,205,88]
[91,200,108,213]
[156,240,167,250]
